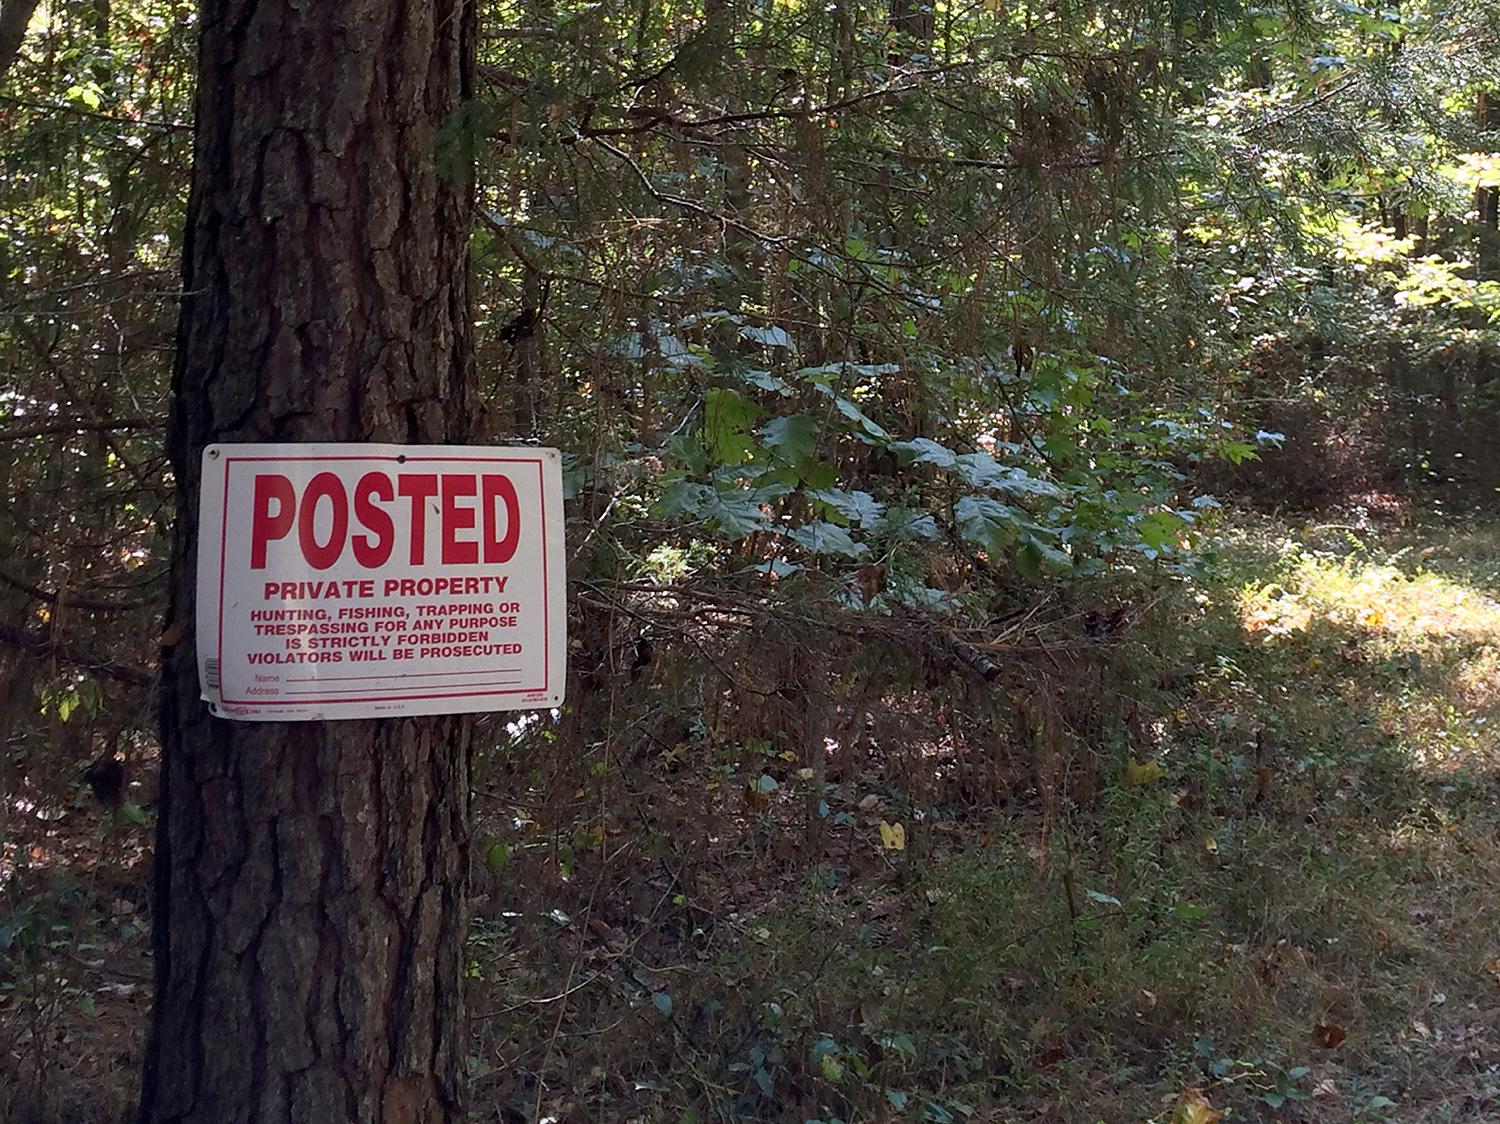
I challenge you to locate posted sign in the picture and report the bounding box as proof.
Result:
[196,443,566,721]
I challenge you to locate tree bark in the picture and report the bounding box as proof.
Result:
[139,0,477,1121]
[0,0,40,83]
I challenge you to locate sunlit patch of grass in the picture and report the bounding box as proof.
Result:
[1238,549,1500,645]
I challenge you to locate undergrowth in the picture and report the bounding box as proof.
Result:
[469,514,1500,1123]
[7,513,1500,1122]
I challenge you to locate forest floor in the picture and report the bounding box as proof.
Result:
[5,509,1500,1123]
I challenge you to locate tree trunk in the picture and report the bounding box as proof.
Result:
[140,0,477,1120]
[0,0,41,83]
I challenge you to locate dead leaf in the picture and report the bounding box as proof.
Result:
[1314,1022,1347,1049]
[1171,1088,1223,1124]
[1032,1042,1065,1068]
[159,618,188,648]
[853,564,886,605]
[878,820,906,851]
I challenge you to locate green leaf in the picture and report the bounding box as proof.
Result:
[877,507,940,541]
[759,415,819,466]
[740,324,796,350]
[1084,888,1122,907]
[652,991,673,1016]
[1172,900,1209,920]
[486,840,510,868]
[656,481,770,538]
[734,368,792,395]
[703,387,761,465]
[1136,510,1185,552]
[787,521,868,558]
[891,437,956,467]
[954,453,1062,498]
[955,494,1022,553]
[877,1031,917,1058]
[833,396,889,439]
[65,84,102,111]
[809,487,885,526]
[1023,537,1073,575]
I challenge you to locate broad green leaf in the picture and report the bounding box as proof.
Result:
[1023,537,1073,574]
[759,414,819,466]
[877,507,941,541]
[1136,510,1185,551]
[809,487,885,526]
[833,396,889,440]
[954,453,1062,498]
[703,387,761,465]
[733,368,792,395]
[740,324,796,350]
[955,494,1022,553]
[891,437,956,467]
[786,521,868,558]
[655,482,769,537]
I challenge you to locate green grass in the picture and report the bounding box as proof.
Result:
[11,513,1500,1123]
[608,515,1500,1123]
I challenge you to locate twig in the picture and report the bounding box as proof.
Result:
[0,622,153,686]
[0,565,154,612]
[0,417,155,442]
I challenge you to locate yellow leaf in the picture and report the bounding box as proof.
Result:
[1124,759,1164,786]
[1204,835,1219,853]
[878,820,906,851]
[1171,1088,1223,1124]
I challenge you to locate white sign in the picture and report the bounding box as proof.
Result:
[196,443,566,721]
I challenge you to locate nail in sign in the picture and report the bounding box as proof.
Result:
[196,444,566,721]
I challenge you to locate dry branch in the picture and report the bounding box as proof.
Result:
[0,622,153,687]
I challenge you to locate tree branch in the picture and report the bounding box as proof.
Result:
[0,565,155,612]
[0,417,155,442]
[0,622,153,687]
